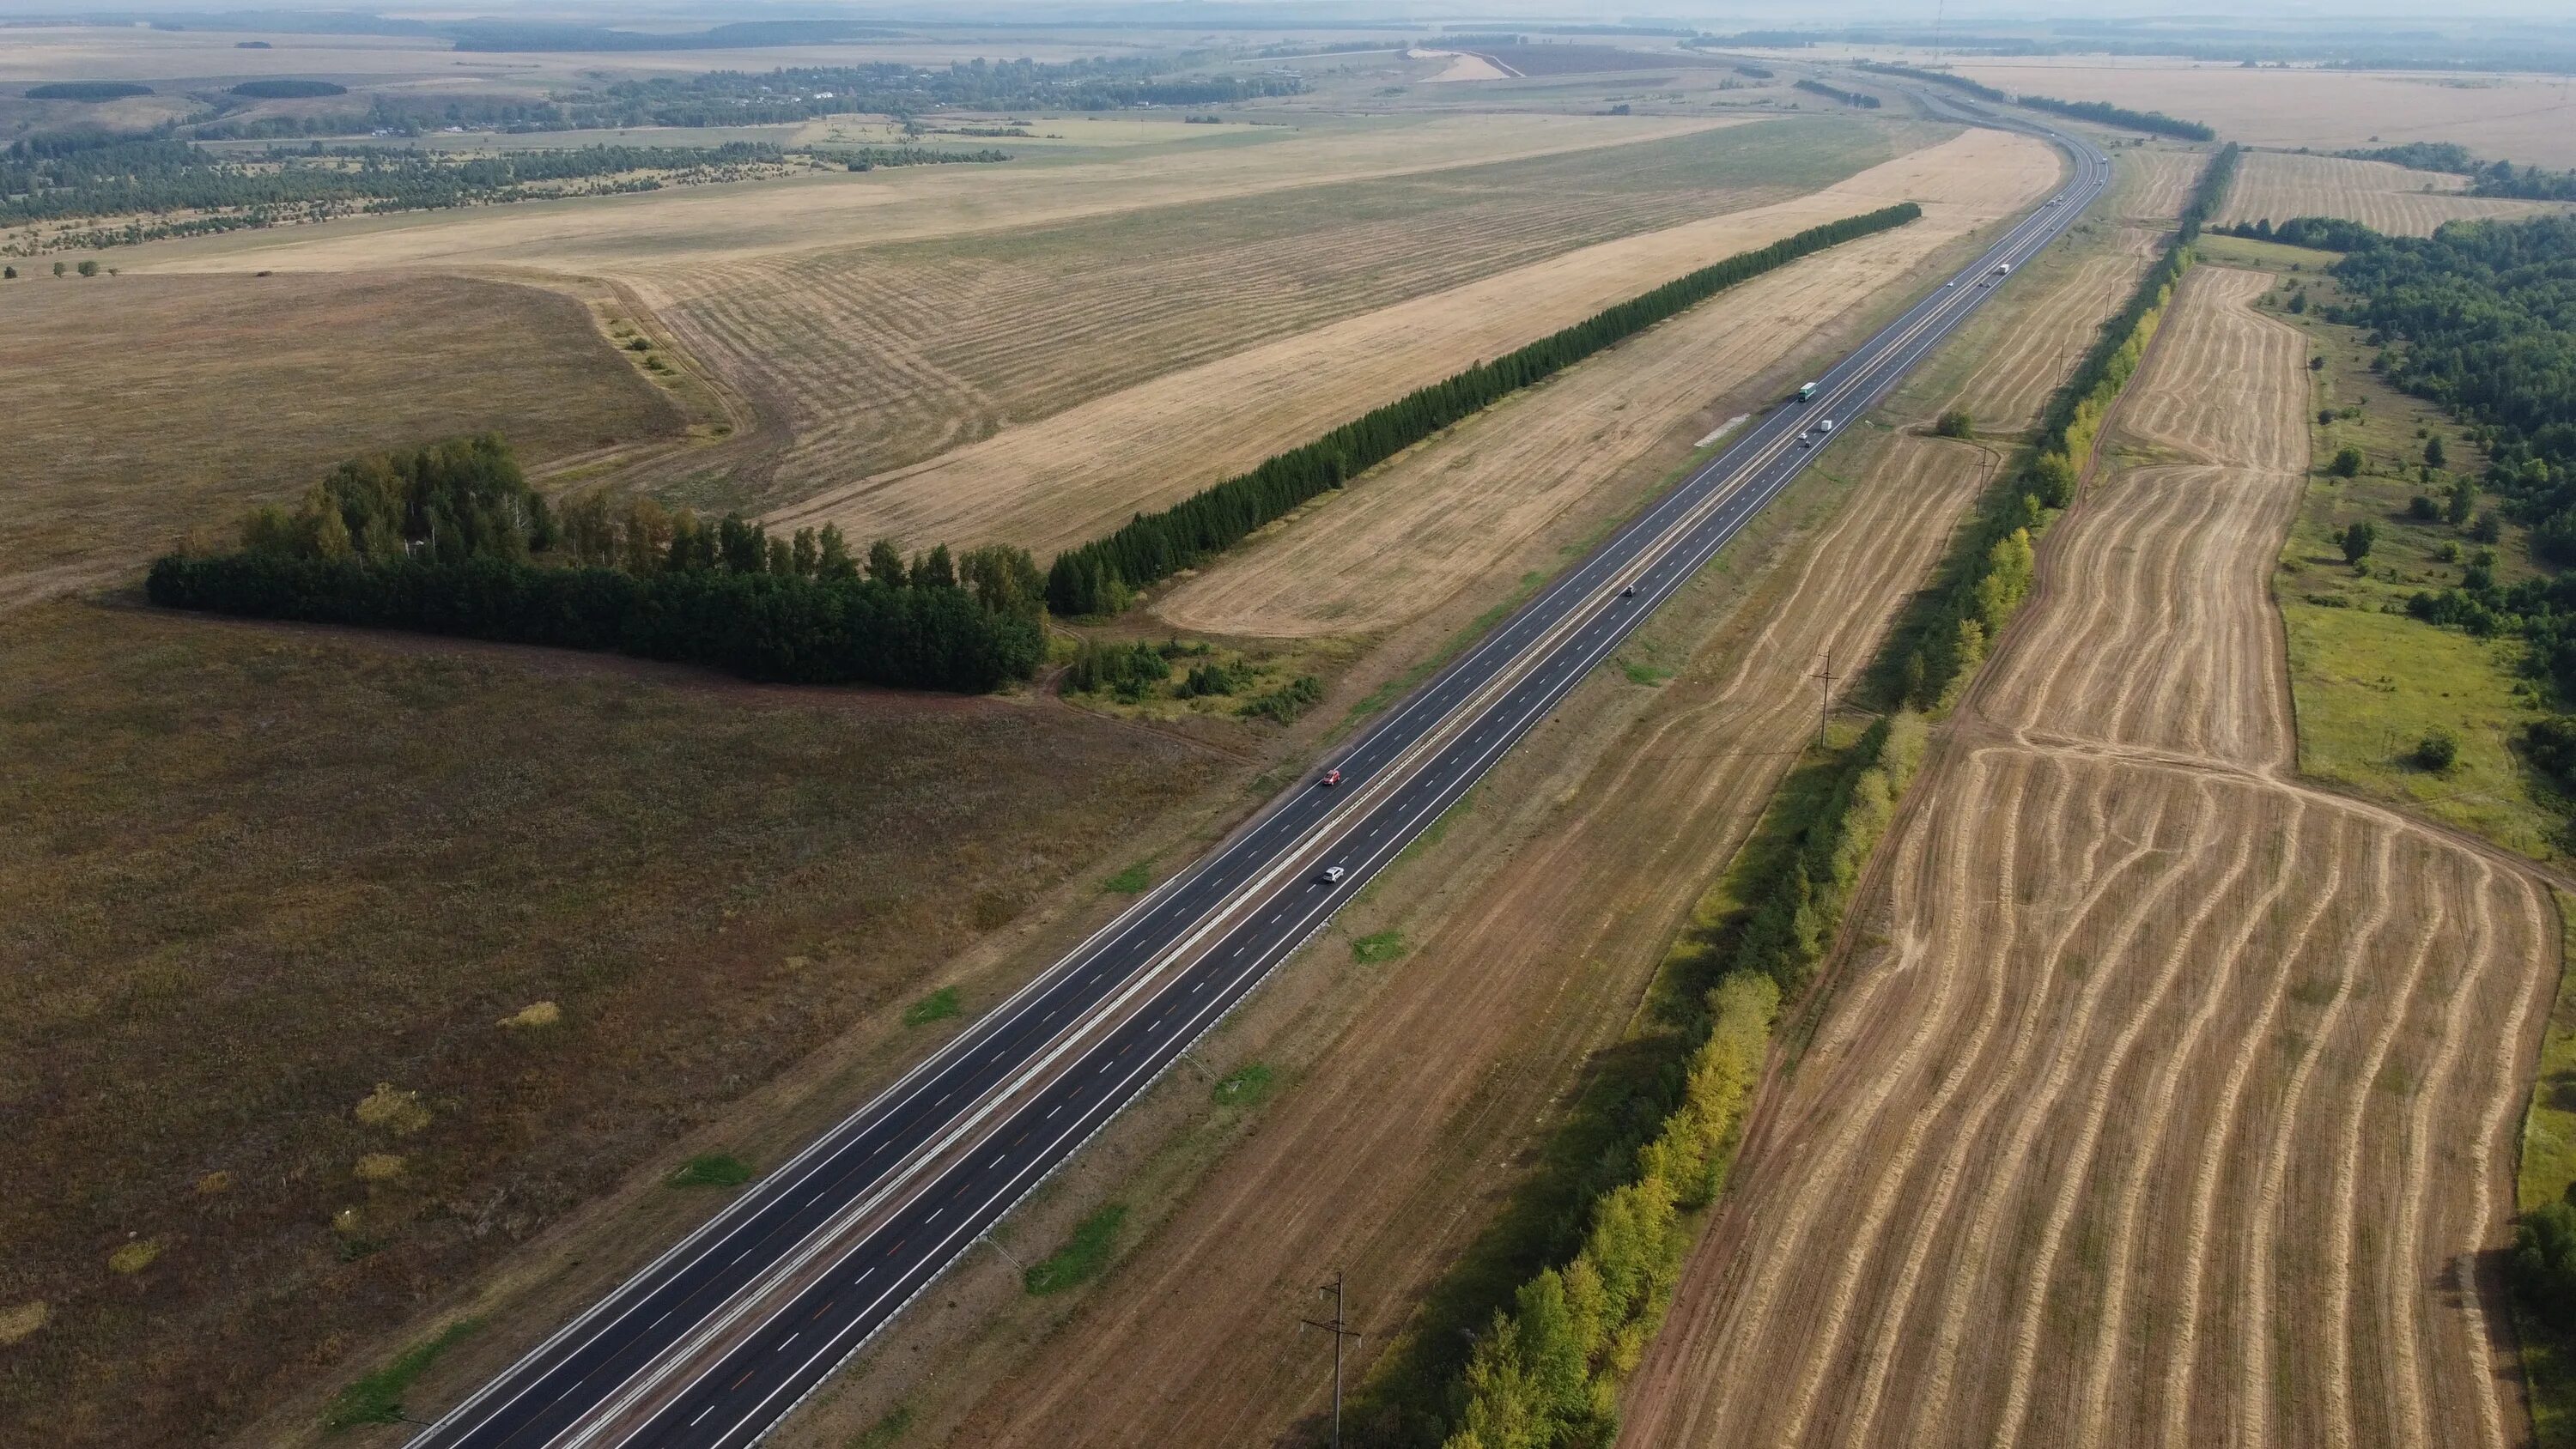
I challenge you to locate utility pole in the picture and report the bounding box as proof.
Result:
[1301,1270,1364,1449]
[1812,649,1838,747]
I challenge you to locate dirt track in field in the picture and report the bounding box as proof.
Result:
[764,128,2057,555]
[2220,151,2564,237]
[1616,265,2555,1449]
[931,427,1996,1449]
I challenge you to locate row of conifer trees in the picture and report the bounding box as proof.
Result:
[1042,203,1925,616]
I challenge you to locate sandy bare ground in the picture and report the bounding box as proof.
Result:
[1617,265,2555,1449]
[1416,48,1512,82]
[1154,221,1991,639]
[2221,151,2565,236]
[930,429,1996,1449]
[120,114,1746,276]
[765,128,2058,556]
[1940,58,2576,170]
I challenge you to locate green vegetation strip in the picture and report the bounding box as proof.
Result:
[1883,144,2236,711]
[1023,1204,1127,1295]
[1399,148,2236,1449]
[2014,94,2214,142]
[324,1318,482,1429]
[668,1153,754,1188]
[1043,203,1926,615]
[902,987,961,1027]
[2522,894,2576,1448]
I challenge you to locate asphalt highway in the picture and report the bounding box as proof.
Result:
[411,110,2113,1449]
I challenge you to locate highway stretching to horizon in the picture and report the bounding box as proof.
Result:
[412,100,2115,1449]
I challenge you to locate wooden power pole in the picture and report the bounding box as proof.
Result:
[1812,649,1838,747]
[1301,1270,1364,1449]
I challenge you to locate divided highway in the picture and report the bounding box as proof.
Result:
[414,113,2113,1449]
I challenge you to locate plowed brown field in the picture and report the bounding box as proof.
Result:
[764,128,2057,555]
[1617,265,2556,1449]
[2220,151,2562,236]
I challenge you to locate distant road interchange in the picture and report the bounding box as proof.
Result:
[413,98,2113,1449]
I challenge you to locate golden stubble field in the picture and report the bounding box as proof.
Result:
[766,126,2059,558]
[2221,151,2567,236]
[1618,265,2556,1449]
[1939,58,2576,170]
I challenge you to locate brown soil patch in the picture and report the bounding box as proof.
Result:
[2221,151,2565,236]
[1616,265,2555,1449]
[1944,58,2576,170]
[765,128,2059,556]
[0,270,682,609]
[0,600,1209,1448]
[1418,50,1510,83]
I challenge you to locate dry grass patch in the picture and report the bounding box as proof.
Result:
[2221,150,2565,236]
[768,127,2057,557]
[0,601,1206,1448]
[0,270,682,609]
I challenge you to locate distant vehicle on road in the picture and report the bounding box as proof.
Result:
[1321,768,1341,787]
[1817,419,1836,434]
[1798,381,1819,401]
[1621,582,1637,598]
[1993,262,2011,279]
[1319,865,1346,884]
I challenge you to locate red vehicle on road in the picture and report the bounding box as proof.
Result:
[1321,768,1341,787]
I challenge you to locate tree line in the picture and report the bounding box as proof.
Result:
[1855,62,2006,102]
[1792,78,1882,109]
[2014,94,2215,141]
[2339,142,2576,201]
[560,55,1304,130]
[1424,712,1929,1449]
[1042,202,1925,616]
[1884,144,2238,709]
[148,435,1045,693]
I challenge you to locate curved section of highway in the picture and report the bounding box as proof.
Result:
[414,111,2113,1449]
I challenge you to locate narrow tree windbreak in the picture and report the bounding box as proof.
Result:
[1044,203,1925,615]
[2014,94,2215,142]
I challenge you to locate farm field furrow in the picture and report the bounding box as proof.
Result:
[1615,264,2555,1449]
[647,116,1908,500]
[2219,151,2563,236]
[762,126,2058,557]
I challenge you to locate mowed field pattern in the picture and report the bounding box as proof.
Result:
[2219,151,2565,236]
[1617,265,2555,1449]
[658,117,1905,505]
[767,127,2057,555]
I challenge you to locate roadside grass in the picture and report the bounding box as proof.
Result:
[1022,1204,1127,1295]
[1350,930,1409,964]
[668,1155,755,1189]
[1211,1064,1277,1108]
[0,600,1208,1446]
[323,1319,482,1430]
[1102,859,1153,894]
[2197,231,2342,272]
[849,1405,914,1449]
[903,987,963,1028]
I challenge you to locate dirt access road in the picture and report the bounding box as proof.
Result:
[1619,264,2556,1449]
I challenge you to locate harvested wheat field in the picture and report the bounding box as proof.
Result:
[1157,220,1988,638]
[126,113,1742,276]
[2114,149,2212,226]
[1943,58,2576,170]
[2220,151,2563,236]
[1936,224,2164,434]
[0,270,681,610]
[902,430,1997,1449]
[765,127,2058,555]
[1618,265,2556,1449]
[648,116,1905,503]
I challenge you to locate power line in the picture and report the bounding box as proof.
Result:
[1300,1270,1364,1449]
